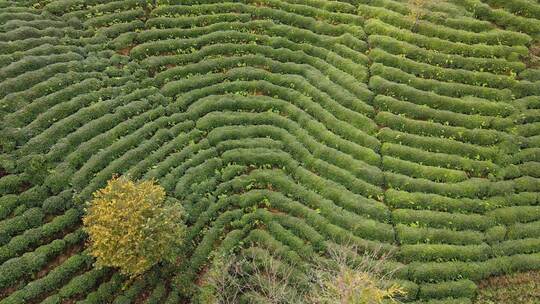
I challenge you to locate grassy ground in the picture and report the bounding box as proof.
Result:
[476,271,540,304]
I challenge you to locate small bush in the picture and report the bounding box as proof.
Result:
[307,243,406,304]
[83,176,185,277]
[199,247,305,304]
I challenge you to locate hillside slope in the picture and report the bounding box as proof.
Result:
[0,0,539,303]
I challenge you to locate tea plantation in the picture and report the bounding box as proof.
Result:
[0,0,539,303]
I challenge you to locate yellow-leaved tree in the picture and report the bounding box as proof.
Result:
[83,176,186,277]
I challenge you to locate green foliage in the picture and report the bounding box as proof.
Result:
[418,279,476,299]
[1,0,540,302]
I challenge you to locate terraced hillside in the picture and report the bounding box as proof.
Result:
[0,0,539,303]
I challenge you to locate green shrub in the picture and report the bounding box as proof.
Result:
[396,224,484,245]
[418,279,476,299]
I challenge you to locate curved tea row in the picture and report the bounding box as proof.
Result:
[0,0,538,303]
[358,0,540,302]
